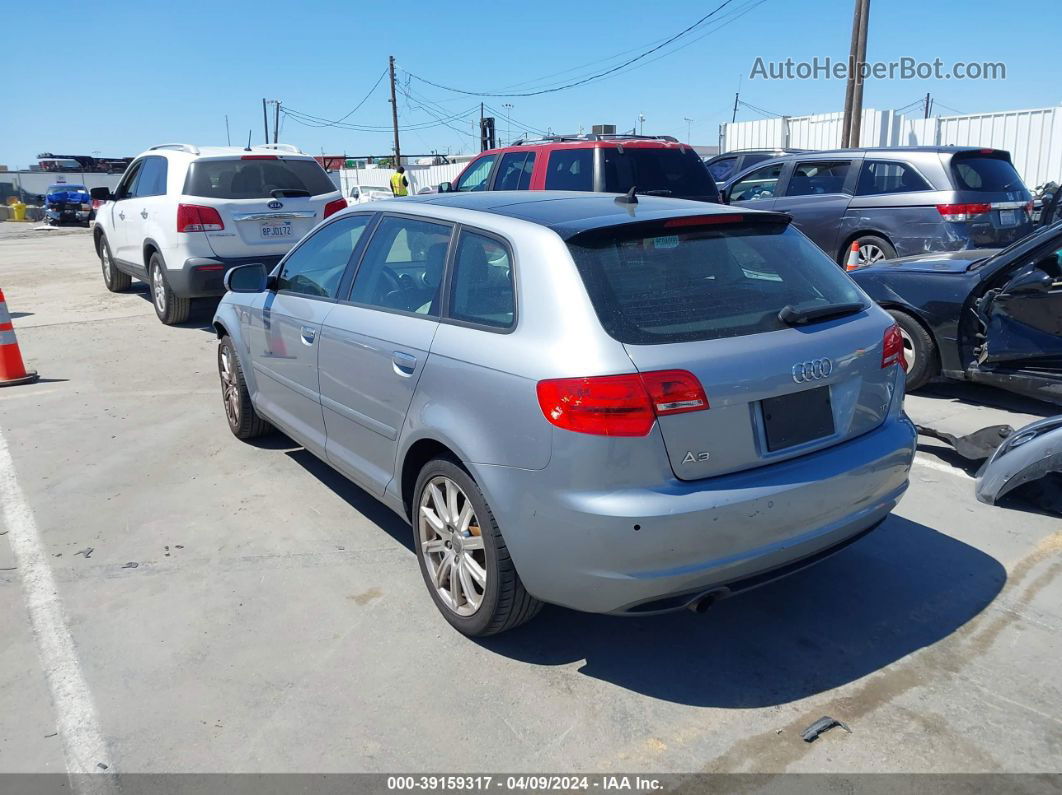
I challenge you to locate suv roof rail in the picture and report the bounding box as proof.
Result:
[149,143,201,155]
[510,133,680,146]
[255,143,305,154]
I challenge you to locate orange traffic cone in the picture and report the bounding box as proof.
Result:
[845,241,862,271]
[0,289,39,387]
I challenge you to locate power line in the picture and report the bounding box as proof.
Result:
[401,0,741,97]
[280,69,388,129]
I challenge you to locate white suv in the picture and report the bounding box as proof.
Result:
[91,143,344,324]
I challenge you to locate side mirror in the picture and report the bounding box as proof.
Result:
[225,263,268,293]
[90,187,113,202]
[438,181,453,193]
[1004,267,1052,295]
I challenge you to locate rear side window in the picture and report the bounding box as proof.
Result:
[857,160,931,195]
[184,158,336,199]
[448,231,515,329]
[134,157,168,197]
[494,152,536,191]
[454,155,496,192]
[786,161,851,196]
[567,221,866,344]
[278,215,371,298]
[602,147,718,199]
[951,155,1025,192]
[545,150,593,191]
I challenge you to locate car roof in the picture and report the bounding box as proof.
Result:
[478,136,691,156]
[737,145,1004,162]
[390,191,786,238]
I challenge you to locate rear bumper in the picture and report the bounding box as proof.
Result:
[170,255,283,298]
[471,415,916,614]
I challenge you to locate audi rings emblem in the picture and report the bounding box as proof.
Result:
[792,357,833,383]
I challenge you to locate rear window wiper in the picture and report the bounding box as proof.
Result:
[270,188,311,199]
[778,301,865,326]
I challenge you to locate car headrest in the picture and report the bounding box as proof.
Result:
[422,243,448,288]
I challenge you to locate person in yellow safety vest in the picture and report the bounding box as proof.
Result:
[390,166,409,197]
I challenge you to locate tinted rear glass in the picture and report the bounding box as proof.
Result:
[951,155,1025,192]
[567,222,866,344]
[184,158,336,199]
[602,148,718,199]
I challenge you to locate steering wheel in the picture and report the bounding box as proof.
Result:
[375,266,401,301]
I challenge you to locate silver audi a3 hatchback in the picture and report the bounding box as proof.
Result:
[213,191,916,636]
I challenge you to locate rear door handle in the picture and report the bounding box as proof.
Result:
[301,326,317,345]
[392,351,417,375]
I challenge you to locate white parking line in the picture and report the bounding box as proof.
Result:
[913,454,975,481]
[0,428,116,794]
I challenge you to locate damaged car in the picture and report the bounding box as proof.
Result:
[851,222,1062,403]
[724,146,1033,266]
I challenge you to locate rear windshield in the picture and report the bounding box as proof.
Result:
[183,158,336,199]
[602,148,719,200]
[567,221,867,344]
[950,155,1025,193]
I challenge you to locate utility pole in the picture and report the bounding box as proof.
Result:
[924,92,932,120]
[388,56,401,168]
[273,101,280,144]
[732,91,740,123]
[225,114,231,147]
[639,113,645,135]
[847,0,870,147]
[262,98,269,145]
[684,117,693,143]
[480,102,485,151]
[840,0,864,147]
[503,103,513,146]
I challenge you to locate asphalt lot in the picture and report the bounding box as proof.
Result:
[0,223,1060,776]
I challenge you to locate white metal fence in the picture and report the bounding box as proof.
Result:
[338,162,465,197]
[720,105,1062,187]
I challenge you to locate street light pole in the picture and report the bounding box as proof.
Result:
[684,117,693,143]
[638,113,645,135]
[503,103,513,146]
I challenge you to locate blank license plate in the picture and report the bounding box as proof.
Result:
[261,222,293,238]
[762,386,835,452]
[997,209,1017,227]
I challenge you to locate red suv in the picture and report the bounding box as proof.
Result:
[439,134,720,203]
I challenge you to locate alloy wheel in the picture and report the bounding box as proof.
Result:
[219,347,241,426]
[418,476,487,616]
[859,243,886,265]
[898,326,916,371]
[101,248,112,282]
[152,266,167,313]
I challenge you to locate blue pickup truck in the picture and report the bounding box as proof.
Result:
[43,183,93,226]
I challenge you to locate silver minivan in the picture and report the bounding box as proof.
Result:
[213,192,916,636]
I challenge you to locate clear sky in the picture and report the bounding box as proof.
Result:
[3,0,1059,168]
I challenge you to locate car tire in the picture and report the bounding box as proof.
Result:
[217,336,272,440]
[99,235,131,292]
[149,253,190,325]
[850,235,896,266]
[887,309,937,391]
[413,458,542,637]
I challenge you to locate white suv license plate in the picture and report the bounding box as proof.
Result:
[997,209,1017,227]
[261,221,293,238]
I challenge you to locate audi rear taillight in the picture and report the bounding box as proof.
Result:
[177,204,224,232]
[323,198,346,219]
[536,370,708,437]
[882,323,907,372]
[936,203,991,222]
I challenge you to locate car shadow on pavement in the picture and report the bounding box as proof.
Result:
[479,515,1006,708]
[130,285,218,333]
[285,448,415,553]
[916,381,1057,418]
